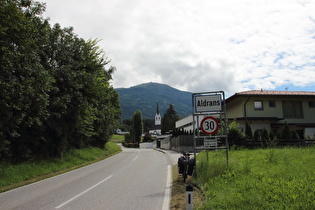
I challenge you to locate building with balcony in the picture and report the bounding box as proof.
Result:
[175,90,315,139]
[226,90,315,139]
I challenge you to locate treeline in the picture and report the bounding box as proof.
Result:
[0,0,121,162]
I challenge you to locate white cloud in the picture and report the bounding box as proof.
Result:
[43,0,315,94]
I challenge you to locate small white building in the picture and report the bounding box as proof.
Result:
[176,114,222,133]
[176,115,204,133]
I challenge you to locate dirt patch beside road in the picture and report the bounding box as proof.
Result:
[170,165,205,209]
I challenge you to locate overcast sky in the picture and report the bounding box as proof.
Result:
[43,0,315,95]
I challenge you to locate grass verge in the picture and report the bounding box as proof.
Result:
[110,134,125,143]
[170,165,205,209]
[0,141,121,193]
[194,146,315,209]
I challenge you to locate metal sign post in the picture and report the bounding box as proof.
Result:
[192,91,228,176]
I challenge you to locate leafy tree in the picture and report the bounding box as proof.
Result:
[131,110,143,143]
[0,0,52,161]
[44,27,121,156]
[227,121,245,146]
[123,119,131,127]
[82,39,121,148]
[161,104,179,134]
[143,119,155,132]
[119,123,131,132]
[0,0,121,161]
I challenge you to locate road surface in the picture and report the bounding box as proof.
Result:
[0,147,174,210]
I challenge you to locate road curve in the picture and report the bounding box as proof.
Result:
[0,147,173,210]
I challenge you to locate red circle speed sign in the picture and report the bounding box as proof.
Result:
[200,116,219,135]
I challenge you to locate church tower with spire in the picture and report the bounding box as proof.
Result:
[155,102,161,126]
[149,102,161,136]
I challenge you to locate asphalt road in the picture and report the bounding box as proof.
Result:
[0,147,174,210]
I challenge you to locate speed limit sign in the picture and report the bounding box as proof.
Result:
[200,116,219,135]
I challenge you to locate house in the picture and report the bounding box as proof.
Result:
[226,90,315,139]
[175,90,315,139]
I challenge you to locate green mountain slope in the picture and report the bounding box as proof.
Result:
[115,82,192,120]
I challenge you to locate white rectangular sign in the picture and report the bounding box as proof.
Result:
[195,95,221,112]
[204,140,218,148]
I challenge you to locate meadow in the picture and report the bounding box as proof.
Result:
[0,141,121,192]
[194,146,315,209]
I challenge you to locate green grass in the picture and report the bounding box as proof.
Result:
[110,134,125,143]
[194,147,315,209]
[0,141,121,192]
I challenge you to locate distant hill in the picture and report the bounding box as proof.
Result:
[115,82,192,120]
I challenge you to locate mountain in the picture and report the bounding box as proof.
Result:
[115,82,192,120]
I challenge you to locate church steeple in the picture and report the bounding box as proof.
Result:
[155,102,161,126]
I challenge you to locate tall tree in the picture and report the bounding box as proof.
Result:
[131,110,143,143]
[0,0,52,161]
[0,0,121,161]
[161,104,179,134]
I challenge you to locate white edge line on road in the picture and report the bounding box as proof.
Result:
[55,175,113,209]
[132,155,138,162]
[162,165,172,210]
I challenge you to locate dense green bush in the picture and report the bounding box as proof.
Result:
[124,133,131,143]
[282,121,292,139]
[143,133,153,142]
[122,142,139,148]
[227,121,245,146]
[253,129,261,141]
[0,0,120,162]
[260,128,269,147]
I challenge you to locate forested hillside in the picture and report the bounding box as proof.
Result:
[116,82,192,120]
[0,0,120,162]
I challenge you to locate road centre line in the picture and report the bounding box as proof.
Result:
[55,175,113,209]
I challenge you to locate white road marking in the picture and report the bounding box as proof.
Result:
[132,155,138,161]
[55,175,113,209]
[162,165,172,210]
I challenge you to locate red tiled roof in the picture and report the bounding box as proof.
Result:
[236,90,315,96]
[226,90,315,103]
